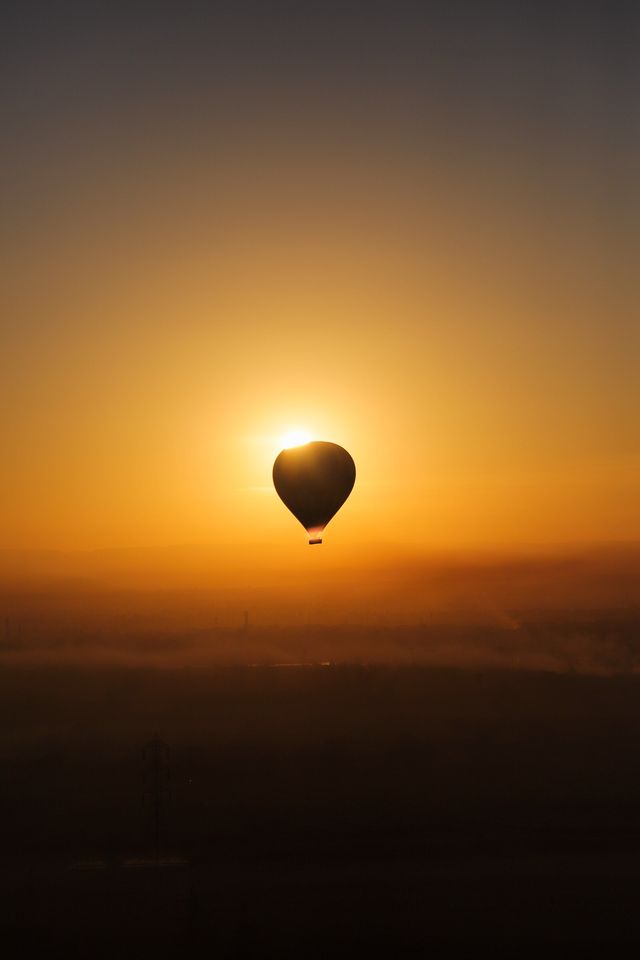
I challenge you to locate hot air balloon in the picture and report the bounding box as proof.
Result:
[272,441,356,544]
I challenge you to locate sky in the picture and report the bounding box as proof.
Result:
[1,0,638,572]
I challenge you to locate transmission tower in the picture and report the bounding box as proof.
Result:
[142,734,170,860]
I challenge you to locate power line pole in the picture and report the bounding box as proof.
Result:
[142,734,170,860]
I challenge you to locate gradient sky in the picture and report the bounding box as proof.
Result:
[1,0,638,561]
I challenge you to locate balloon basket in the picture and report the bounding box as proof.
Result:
[309,538,323,545]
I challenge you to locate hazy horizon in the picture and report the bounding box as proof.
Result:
[2,540,637,673]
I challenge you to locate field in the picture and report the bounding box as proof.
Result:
[2,659,640,953]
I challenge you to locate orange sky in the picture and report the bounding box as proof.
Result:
[1,3,637,564]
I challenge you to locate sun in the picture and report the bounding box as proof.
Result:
[279,429,313,450]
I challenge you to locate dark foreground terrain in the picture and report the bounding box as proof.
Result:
[3,662,640,954]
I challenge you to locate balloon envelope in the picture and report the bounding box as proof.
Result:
[272,441,356,544]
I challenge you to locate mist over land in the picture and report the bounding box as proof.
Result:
[1,542,637,672]
[2,546,639,951]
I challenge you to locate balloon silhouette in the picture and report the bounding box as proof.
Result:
[273,441,356,544]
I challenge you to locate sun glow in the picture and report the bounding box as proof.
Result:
[279,429,313,450]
